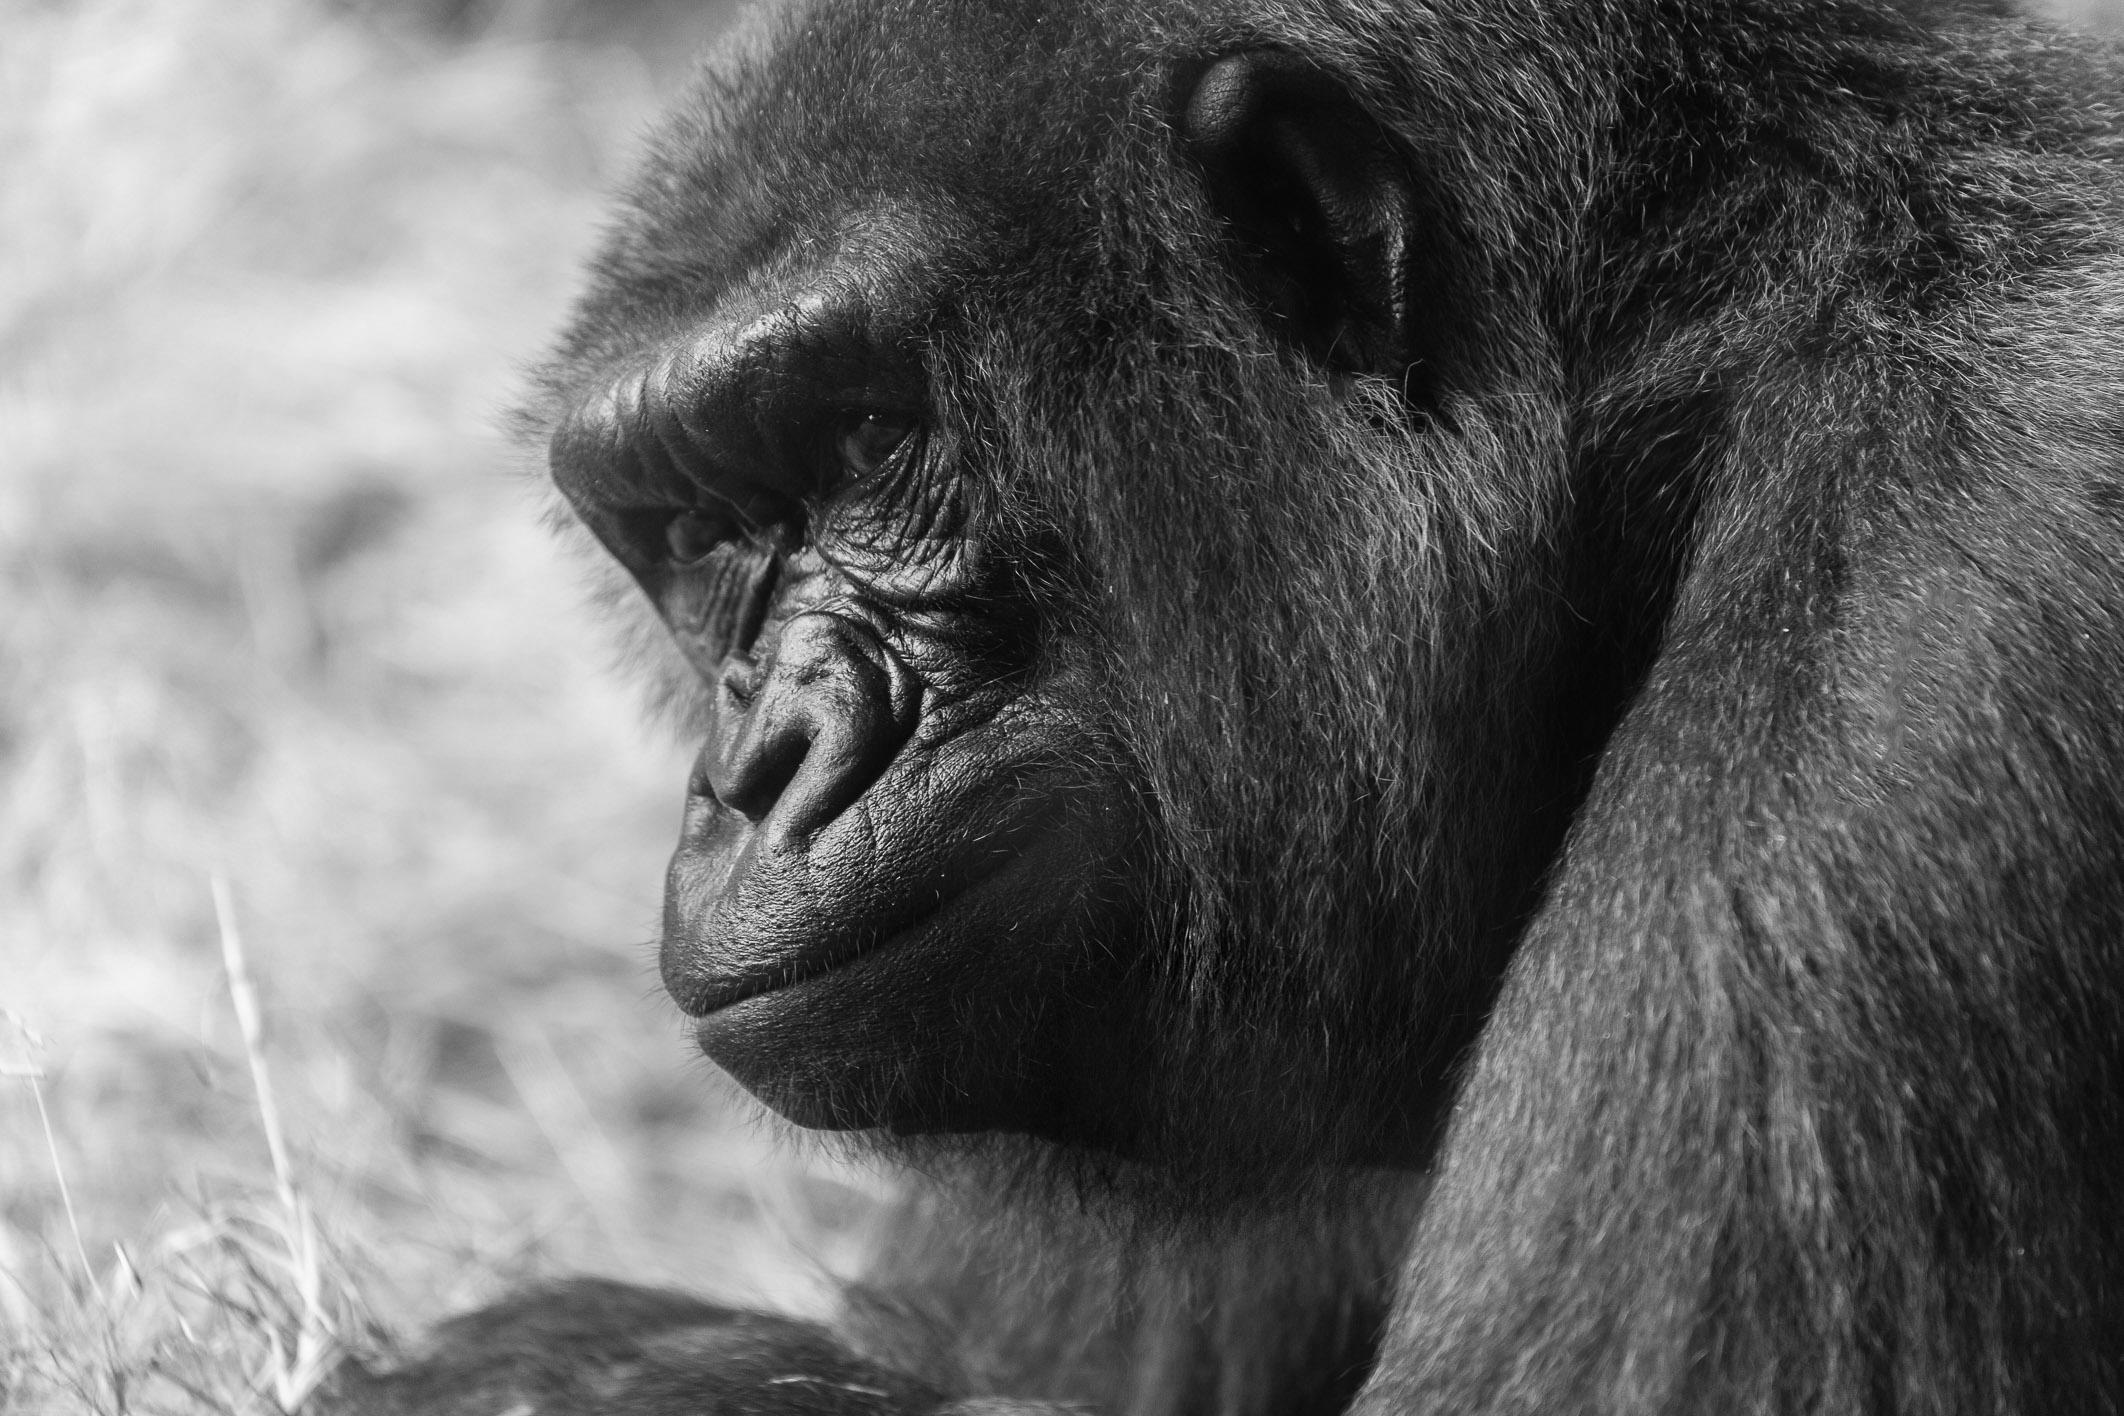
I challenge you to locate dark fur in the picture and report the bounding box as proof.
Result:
[321,1,2124,1412]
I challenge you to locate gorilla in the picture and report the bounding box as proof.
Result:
[320,0,2124,1411]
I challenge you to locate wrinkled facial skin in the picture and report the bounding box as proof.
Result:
[548,226,1148,1139]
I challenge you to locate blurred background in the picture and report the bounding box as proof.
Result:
[2,0,2120,1410]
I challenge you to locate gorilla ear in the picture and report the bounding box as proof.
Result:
[1183,52,1419,380]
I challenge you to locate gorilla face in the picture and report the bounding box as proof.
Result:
[539,5,1600,1172]
[547,207,1150,1139]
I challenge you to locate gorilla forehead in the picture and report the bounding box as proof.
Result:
[567,0,1599,366]
[605,0,1140,302]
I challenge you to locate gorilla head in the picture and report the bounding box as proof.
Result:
[539,3,1611,1179]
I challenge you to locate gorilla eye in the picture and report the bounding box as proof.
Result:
[833,411,918,486]
[665,510,724,565]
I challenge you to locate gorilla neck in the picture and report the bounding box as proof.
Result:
[850,1157,1428,1416]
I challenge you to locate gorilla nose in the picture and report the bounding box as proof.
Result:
[695,612,919,842]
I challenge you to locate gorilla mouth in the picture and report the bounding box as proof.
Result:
[663,941,874,1017]
[661,883,956,1019]
[657,773,1092,1021]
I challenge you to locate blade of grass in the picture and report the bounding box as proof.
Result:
[5,1012,97,1296]
[211,876,336,1410]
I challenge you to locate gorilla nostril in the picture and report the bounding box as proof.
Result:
[717,653,764,709]
[694,614,917,835]
[711,727,804,821]
[697,643,815,820]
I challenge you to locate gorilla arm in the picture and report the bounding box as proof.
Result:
[1362,338,2124,1410]
[313,1281,937,1416]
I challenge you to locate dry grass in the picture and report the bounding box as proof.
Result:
[1,1,889,1409]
